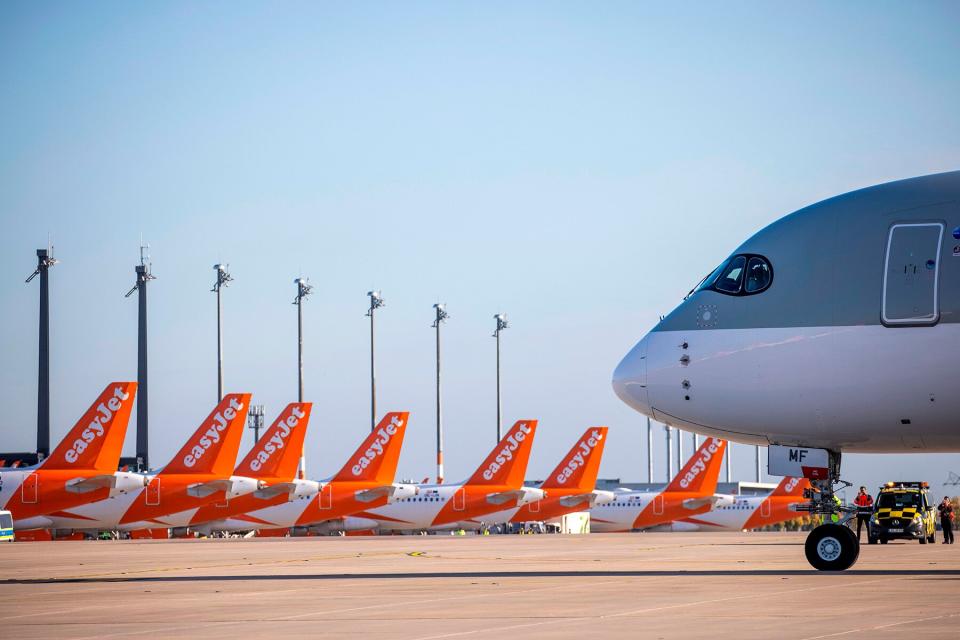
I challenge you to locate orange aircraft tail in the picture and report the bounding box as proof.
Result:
[234,403,312,479]
[333,412,409,483]
[541,426,608,491]
[770,476,809,497]
[665,437,727,495]
[43,382,137,472]
[161,393,252,476]
[466,420,538,488]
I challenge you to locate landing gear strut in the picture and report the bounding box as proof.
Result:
[795,450,860,571]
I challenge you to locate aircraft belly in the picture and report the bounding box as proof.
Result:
[647,325,960,452]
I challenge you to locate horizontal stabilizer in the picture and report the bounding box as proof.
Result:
[354,483,419,503]
[558,489,614,509]
[186,477,263,499]
[682,496,716,511]
[65,474,124,494]
[253,480,320,500]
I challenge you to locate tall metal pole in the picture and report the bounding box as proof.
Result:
[646,417,653,483]
[366,291,384,432]
[433,304,449,483]
[294,278,313,478]
[248,404,265,443]
[125,244,154,471]
[725,444,732,483]
[493,313,508,444]
[755,445,762,482]
[26,248,58,460]
[212,264,232,402]
[665,425,673,481]
[677,429,684,469]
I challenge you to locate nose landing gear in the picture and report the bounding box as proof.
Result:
[795,450,860,571]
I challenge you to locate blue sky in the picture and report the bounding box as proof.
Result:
[1,2,959,494]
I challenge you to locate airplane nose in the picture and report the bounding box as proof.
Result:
[612,335,651,417]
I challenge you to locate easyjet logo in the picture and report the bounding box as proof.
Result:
[183,397,245,468]
[351,415,403,476]
[678,438,722,489]
[784,477,801,494]
[64,386,130,464]
[482,422,532,481]
[555,430,604,485]
[249,406,306,472]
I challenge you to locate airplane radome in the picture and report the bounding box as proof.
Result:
[613,170,960,454]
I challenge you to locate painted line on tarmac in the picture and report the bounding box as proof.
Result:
[799,611,960,639]
[409,576,905,640]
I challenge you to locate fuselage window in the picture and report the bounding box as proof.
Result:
[745,257,772,293]
[714,256,746,293]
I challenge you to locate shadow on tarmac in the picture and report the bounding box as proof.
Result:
[6,569,960,585]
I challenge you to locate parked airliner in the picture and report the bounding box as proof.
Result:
[613,170,960,569]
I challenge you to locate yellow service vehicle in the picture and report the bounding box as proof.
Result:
[868,482,936,545]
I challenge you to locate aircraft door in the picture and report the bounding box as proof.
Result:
[760,499,771,518]
[453,488,466,511]
[21,473,38,504]
[528,496,540,513]
[882,222,944,325]
[653,494,664,515]
[319,484,333,510]
[145,478,160,506]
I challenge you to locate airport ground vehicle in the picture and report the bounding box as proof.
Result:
[868,482,936,545]
[613,170,960,570]
[0,510,13,541]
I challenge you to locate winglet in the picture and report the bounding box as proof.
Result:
[43,382,137,472]
[541,427,608,491]
[161,394,252,476]
[333,412,409,483]
[466,420,538,488]
[770,476,809,497]
[665,437,727,494]
[234,403,312,480]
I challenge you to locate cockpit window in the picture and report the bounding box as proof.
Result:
[697,254,773,297]
[744,257,772,293]
[714,256,746,293]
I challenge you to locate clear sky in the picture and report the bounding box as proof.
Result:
[1,2,959,496]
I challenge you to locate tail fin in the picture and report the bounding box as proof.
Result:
[771,476,809,497]
[333,412,409,483]
[161,394,252,476]
[541,426,609,491]
[234,403,312,479]
[466,420,538,488]
[665,437,727,494]
[43,382,137,471]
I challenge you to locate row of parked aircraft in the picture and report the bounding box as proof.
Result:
[0,382,808,537]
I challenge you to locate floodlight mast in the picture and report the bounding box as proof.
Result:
[124,243,156,471]
[293,278,313,478]
[432,303,449,484]
[492,313,508,443]
[646,417,653,483]
[25,247,59,460]
[665,425,673,481]
[248,404,265,443]
[211,264,233,402]
[366,290,385,432]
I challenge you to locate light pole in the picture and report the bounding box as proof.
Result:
[366,290,385,432]
[677,429,684,470]
[432,303,449,484]
[125,243,155,471]
[248,404,265,443]
[211,264,233,402]
[725,444,732,484]
[646,417,654,483]
[755,445,762,482]
[294,278,313,478]
[493,313,508,443]
[25,247,59,461]
[665,425,673,481]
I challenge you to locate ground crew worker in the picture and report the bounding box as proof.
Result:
[938,497,955,544]
[854,486,874,540]
[829,494,842,524]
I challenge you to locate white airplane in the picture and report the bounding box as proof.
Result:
[671,476,810,532]
[613,170,960,569]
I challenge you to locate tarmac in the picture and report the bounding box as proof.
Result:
[2,531,959,639]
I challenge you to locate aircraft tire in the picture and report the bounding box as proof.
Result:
[805,524,860,571]
[880,538,888,544]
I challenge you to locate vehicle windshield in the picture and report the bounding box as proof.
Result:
[0,512,12,529]
[877,492,920,510]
